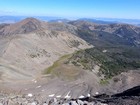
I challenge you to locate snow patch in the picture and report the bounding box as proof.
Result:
[79,95,85,99]
[65,91,71,99]
[95,92,99,95]
[48,94,55,97]
[102,50,107,53]
[56,95,61,98]
[27,93,33,97]
[87,93,90,97]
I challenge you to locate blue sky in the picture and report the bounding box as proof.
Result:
[0,0,140,19]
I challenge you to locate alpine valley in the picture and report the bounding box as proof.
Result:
[0,17,140,105]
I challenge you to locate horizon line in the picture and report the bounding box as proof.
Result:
[0,15,140,20]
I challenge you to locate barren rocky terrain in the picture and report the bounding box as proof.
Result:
[0,18,140,104]
[0,18,93,95]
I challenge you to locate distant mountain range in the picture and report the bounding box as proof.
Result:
[0,16,140,25]
[78,18,117,24]
[94,18,140,24]
[0,16,63,23]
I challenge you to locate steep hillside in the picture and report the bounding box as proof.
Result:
[70,21,140,47]
[67,47,140,78]
[67,20,140,94]
[0,18,91,83]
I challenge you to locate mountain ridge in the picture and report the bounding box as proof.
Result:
[0,17,140,100]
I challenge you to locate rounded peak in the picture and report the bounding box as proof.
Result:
[24,17,38,20]
[22,17,41,22]
[19,17,42,25]
[1,17,47,35]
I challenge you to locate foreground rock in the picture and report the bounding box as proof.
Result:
[0,86,139,105]
[0,95,139,105]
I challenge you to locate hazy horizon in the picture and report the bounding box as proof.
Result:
[0,0,140,19]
